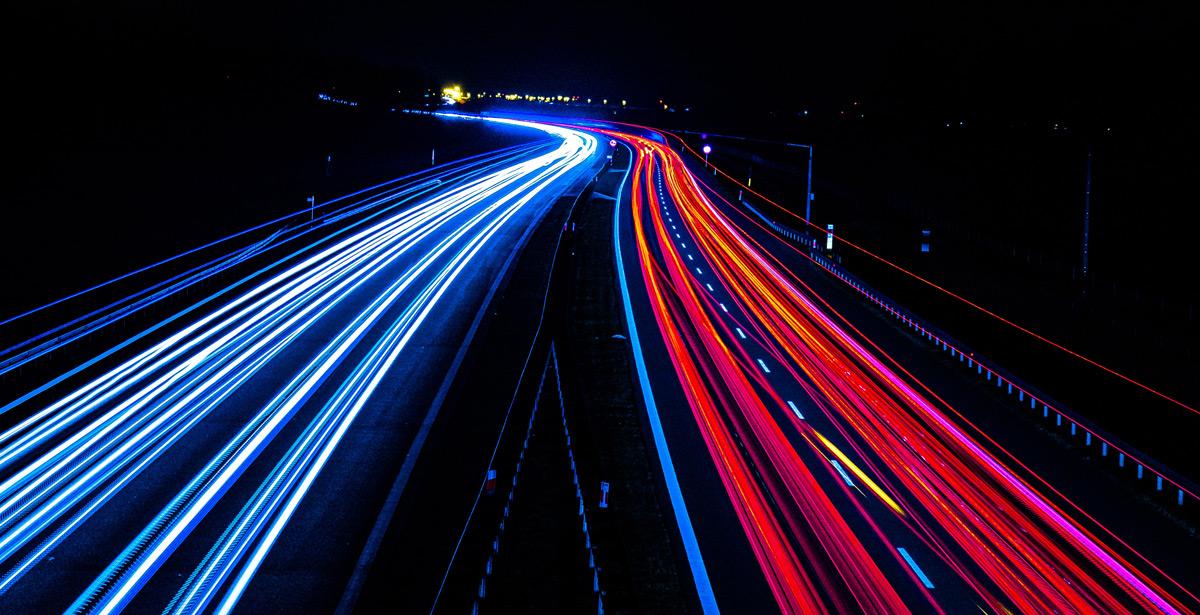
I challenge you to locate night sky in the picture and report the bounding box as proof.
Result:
[6,2,1195,118]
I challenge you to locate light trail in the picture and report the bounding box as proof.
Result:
[0,157,532,562]
[0,142,546,422]
[0,118,596,610]
[159,123,595,615]
[0,140,549,380]
[661,129,1198,417]
[598,125,1197,614]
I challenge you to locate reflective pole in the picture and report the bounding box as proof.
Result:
[805,147,814,225]
[1082,147,1092,281]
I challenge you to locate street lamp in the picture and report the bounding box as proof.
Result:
[681,130,815,238]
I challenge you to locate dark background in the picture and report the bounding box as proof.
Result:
[1,2,1197,441]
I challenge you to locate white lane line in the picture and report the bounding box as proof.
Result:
[830,459,855,487]
[897,547,936,589]
[695,267,703,275]
[786,400,804,420]
[705,284,714,292]
[719,303,728,313]
[611,142,718,613]
[756,359,770,373]
[687,254,694,261]
[735,328,746,339]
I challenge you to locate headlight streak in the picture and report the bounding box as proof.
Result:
[0,140,550,383]
[0,142,545,452]
[598,126,1195,614]
[63,121,595,614]
[0,158,529,590]
[0,120,595,609]
[167,126,595,615]
[0,139,541,334]
[0,165,523,552]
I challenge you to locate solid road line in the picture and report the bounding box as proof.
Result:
[611,141,719,614]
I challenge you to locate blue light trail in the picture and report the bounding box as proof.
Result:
[0,118,596,611]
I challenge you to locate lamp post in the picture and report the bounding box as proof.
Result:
[802,145,813,226]
[1082,147,1092,282]
[702,144,712,168]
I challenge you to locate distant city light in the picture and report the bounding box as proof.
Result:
[435,85,641,109]
[441,85,468,105]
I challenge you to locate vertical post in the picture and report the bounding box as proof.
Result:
[432,148,436,167]
[805,147,814,226]
[307,195,315,221]
[1082,147,1092,281]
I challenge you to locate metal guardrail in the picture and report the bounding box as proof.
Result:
[727,185,1198,510]
[804,249,1199,509]
[470,344,605,615]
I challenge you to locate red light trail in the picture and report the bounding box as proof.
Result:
[662,132,1198,418]
[597,126,1197,614]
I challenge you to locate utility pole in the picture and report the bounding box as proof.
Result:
[308,195,315,221]
[1082,148,1092,282]
[804,147,814,226]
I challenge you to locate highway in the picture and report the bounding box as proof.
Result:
[597,125,1200,614]
[0,116,600,613]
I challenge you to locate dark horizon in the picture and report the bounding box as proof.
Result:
[7,3,1197,120]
